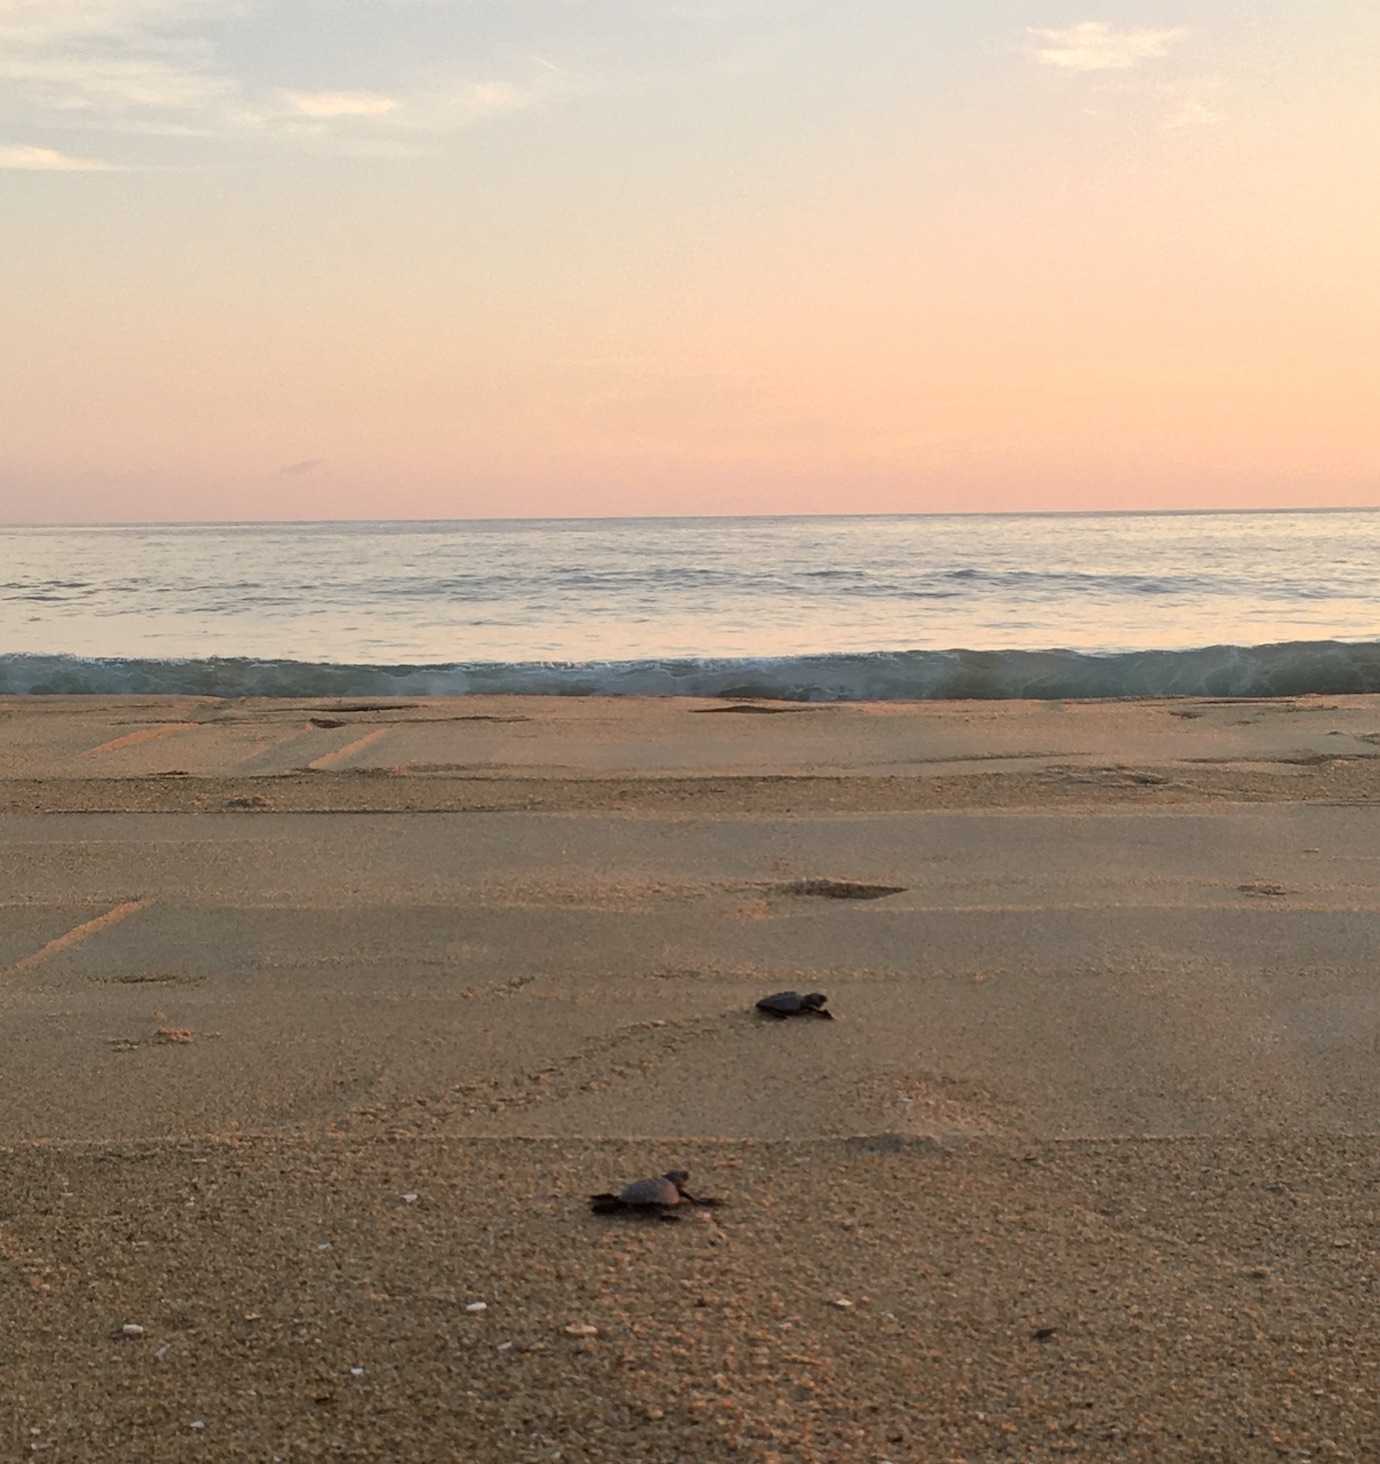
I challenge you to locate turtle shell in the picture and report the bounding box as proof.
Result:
[757,990,806,1014]
[756,991,829,1015]
[618,1173,686,1207]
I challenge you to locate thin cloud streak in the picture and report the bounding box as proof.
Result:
[0,52,239,112]
[0,0,239,47]
[236,77,543,149]
[282,90,398,119]
[0,141,125,169]
[1028,22,1188,72]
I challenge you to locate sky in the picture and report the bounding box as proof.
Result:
[2,0,1377,522]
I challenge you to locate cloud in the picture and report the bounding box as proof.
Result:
[1028,22,1188,72]
[0,0,241,120]
[0,53,238,112]
[0,142,124,170]
[0,0,233,47]
[244,78,536,140]
[279,457,324,476]
[281,90,397,119]
[0,0,560,163]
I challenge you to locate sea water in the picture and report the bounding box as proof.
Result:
[2,511,1378,700]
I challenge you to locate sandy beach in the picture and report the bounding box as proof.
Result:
[3,693,1380,1461]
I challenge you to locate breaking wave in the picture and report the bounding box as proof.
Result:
[4,639,1380,701]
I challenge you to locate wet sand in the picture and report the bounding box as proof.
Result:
[3,694,1380,1460]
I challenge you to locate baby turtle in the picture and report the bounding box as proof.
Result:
[755,990,833,1020]
[589,1169,720,1220]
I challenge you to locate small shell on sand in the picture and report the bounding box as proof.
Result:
[564,1323,598,1337]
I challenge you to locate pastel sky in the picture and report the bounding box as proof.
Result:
[2,1,1377,521]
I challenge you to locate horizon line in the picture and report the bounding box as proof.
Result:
[3,503,1377,529]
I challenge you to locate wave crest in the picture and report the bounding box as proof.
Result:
[4,640,1380,701]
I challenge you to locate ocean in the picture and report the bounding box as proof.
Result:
[2,511,1378,700]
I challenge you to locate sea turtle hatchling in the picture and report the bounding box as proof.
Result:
[755,990,833,1019]
[589,1169,721,1220]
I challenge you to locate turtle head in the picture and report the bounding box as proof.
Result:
[663,1169,691,1190]
[801,993,828,1009]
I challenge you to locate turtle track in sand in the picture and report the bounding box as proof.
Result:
[357,1004,1017,1143]
[351,1010,736,1136]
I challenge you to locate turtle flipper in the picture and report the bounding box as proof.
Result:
[678,1191,723,1208]
[808,1008,834,1020]
[589,1193,628,1214]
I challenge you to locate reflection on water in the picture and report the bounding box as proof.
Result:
[3,510,1379,664]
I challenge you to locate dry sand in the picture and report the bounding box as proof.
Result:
[2,693,1379,1461]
